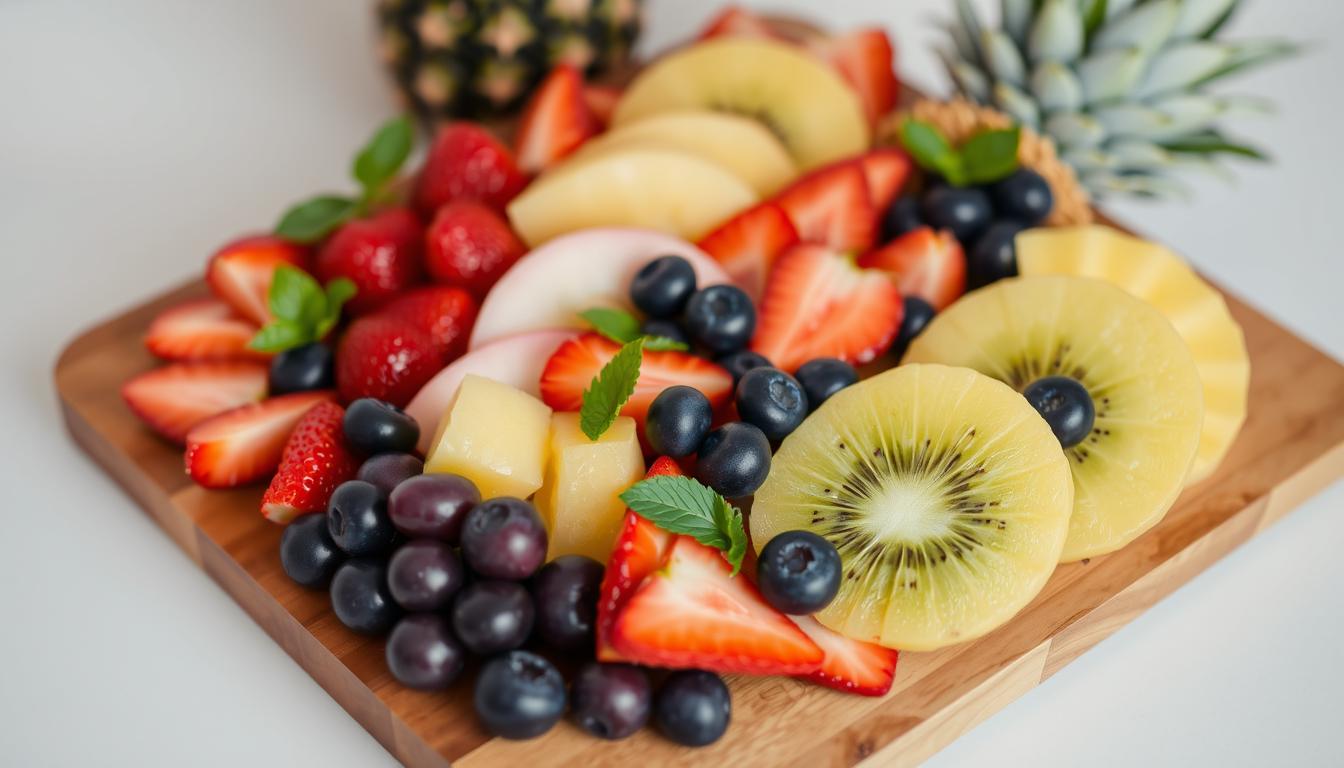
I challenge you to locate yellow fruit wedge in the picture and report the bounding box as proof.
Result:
[424,375,552,500]
[613,38,869,170]
[535,413,645,562]
[1016,225,1250,485]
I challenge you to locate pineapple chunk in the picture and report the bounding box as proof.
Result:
[424,375,552,500]
[536,413,645,562]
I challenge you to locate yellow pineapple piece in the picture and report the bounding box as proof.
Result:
[535,413,645,562]
[424,375,552,499]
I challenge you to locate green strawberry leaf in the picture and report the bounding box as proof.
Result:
[353,115,415,198]
[619,475,747,575]
[275,195,358,244]
[960,126,1021,184]
[898,119,965,185]
[580,307,643,344]
[248,320,309,353]
[579,338,643,441]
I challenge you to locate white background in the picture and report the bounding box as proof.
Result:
[1,1,1340,765]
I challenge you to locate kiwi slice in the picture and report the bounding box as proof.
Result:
[751,364,1074,651]
[904,275,1205,562]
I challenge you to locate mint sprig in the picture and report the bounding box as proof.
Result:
[578,338,643,441]
[898,118,1021,187]
[275,115,415,244]
[579,307,689,352]
[248,266,357,353]
[619,475,748,575]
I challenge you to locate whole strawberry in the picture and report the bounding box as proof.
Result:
[261,401,359,524]
[336,314,443,407]
[414,122,527,217]
[315,207,423,315]
[381,285,478,362]
[425,201,526,297]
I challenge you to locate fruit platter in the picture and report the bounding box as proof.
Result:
[55,6,1341,767]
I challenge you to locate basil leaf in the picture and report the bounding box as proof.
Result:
[960,126,1021,184]
[353,115,414,196]
[275,195,358,244]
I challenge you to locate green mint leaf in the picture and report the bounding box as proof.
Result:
[275,195,358,244]
[353,115,415,197]
[580,307,643,344]
[640,335,689,352]
[316,278,358,339]
[619,475,746,574]
[248,320,309,353]
[960,126,1021,185]
[579,339,643,441]
[267,265,324,324]
[898,119,965,184]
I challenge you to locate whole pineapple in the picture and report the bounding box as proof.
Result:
[377,0,642,122]
[942,0,1295,200]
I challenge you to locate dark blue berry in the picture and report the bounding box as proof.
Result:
[356,452,423,495]
[893,296,936,359]
[683,285,755,354]
[268,342,334,395]
[794,358,857,411]
[1023,376,1095,449]
[474,651,567,740]
[387,539,464,612]
[694,422,771,498]
[530,555,605,652]
[571,662,652,740]
[654,670,731,747]
[640,318,690,347]
[385,614,464,690]
[630,255,697,319]
[343,398,420,455]
[921,186,993,243]
[451,580,535,655]
[990,169,1054,225]
[330,558,401,635]
[460,497,548,580]
[756,530,842,614]
[716,350,772,387]
[968,220,1024,289]
[881,196,923,241]
[645,385,713,458]
[735,367,808,441]
[327,480,396,557]
[279,513,343,589]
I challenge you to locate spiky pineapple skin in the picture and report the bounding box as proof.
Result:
[377,0,642,122]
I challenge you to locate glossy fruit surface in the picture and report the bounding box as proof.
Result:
[474,651,567,740]
[460,497,548,580]
[327,480,396,557]
[696,202,798,299]
[794,358,857,410]
[388,473,479,542]
[388,539,465,612]
[893,296,936,359]
[654,670,731,747]
[279,513,344,589]
[145,298,265,363]
[570,663,652,740]
[380,285,478,362]
[921,185,993,243]
[356,453,423,495]
[775,159,876,252]
[336,315,443,408]
[121,361,268,445]
[967,221,1024,289]
[857,226,966,311]
[630,255,697,319]
[268,342,334,395]
[315,208,423,315]
[644,386,713,458]
[422,375,553,500]
[414,122,527,216]
[639,319,689,347]
[424,201,526,297]
[880,196,923,241]
[385,614,465,691]
[343,398,420,456]
[184,391,335,488]
[756,530,842,615]
[716,350,773,387]
[205,235,308,326]
[990,169,1053,225]
[792,614,899,696]
[530,555,605,652]
[1023,376,1096,449]
[683,284,756,354]
[451,580,535,655]
[261,401,358,524]
[535,413,644,562]
[735,367,808,441]
[513,64,599,175]
[330,558,400,635]
[695,422,772,498]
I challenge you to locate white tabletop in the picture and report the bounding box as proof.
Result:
[2,1,1340,765]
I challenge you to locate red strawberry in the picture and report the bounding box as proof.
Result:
[424,200,526,297]
[336,314,444,408]
[791,615,899,696]
[698,6,779,40]
[808,29,899,127]
[514,65,599,175]
[858,149,914,214]
[122,362,268,444]
[858,227,967,311]
[751,244,903,372]
[611,536,824,675]
[261,401,359,524]
[696,203,799,300]
[582,84,622,127]
[145,298,267,362]
[184,390,335,489]
[775,160,877,253]
[380,285,478,362]
[315,207,423,315]
[414,122,527,216]
[539,333,733,428]
[206,235,309,325]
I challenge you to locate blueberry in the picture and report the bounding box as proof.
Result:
[451,580,535,655]
[387,539,465,612]
[330,558,401,635]
[630,255,697,319]
[695,422,771,498]
[279,513,344,589]
[735,367,808,441]
[881,196,923,242]
[1023,376,1095,449]
[385,614,465,690]
[756,530,842,614]
[893,296,936,359]
[683,285,755,354]
[356,452,423,496]
[654,670,731,747]
[967,221,1024,289]
[794,358,858,411]
[645,386,713,458]
[715,350,772,387]
[268,342,334,395]
[388,473,480,543]
[460,497,548,580]
[474,651,567,740]
[530,555,605,652]
[571,662,652,740]
[921,186,993,243]
[990,169,1054,225]
[640,318,690,347]
[327,480,397,557]
[342,398,420,456]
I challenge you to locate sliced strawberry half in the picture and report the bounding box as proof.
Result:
[596,456,681,662]
[144,298,266,362]
[751,244,903,372]
[696,202,799,300]
[808,29,899,127]
[514,65,599,175]
[582,84,622,128]
[697,6,779,40]
[122,362,268,444]
[539,333,733,427]
[184,390,335,489]
[774,160,876,253]
[858,149,914,214]
[610,536,824,675]
[261,401,358,524]
[205,235,309,326]
[791,615,899,697]
[858,227,967,311]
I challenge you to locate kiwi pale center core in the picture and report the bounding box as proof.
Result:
[862,478,958,544]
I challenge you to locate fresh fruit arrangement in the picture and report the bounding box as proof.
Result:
[117,7,1255,751]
